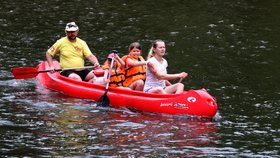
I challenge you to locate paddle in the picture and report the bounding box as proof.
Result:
[178,72,188,83]
[97,54,115,107]
[178,78,183,83]
[11,66,95,79]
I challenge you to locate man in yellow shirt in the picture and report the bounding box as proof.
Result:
[46,22,100,82]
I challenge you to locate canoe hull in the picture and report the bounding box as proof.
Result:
[36,61,218,118]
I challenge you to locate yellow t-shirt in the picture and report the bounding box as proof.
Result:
[47,37,93,68]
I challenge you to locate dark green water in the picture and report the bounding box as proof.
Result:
[1,0,279,157]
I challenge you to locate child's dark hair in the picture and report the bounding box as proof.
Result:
[129,42,141,51]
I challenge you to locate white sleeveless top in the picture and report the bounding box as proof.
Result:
[143,57,168,92]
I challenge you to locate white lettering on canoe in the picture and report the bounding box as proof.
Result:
[160,103,173,107]
[174,103,189,110]
[160,102,189,111]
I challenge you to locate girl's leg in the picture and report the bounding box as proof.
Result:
[129,80,144,91]
[148,87,166,94]
[165,83,184,94]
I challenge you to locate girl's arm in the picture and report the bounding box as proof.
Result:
[103,69,110,83]
[126,57,146,67]
[115,54,125,67]
[148,61,188,81]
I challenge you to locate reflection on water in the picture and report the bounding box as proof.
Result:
[1,82,218,157]
[41,111,218,157]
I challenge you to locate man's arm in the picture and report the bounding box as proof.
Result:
[46,52,54,69]
[87,54,100,68]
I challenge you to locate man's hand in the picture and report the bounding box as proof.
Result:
[94,62,100,68]
[49,65,55,73]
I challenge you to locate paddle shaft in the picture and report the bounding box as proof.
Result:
[53,66,96,72]
[12,65,96,79]
[105,55,115,91]
[97,54,115,107]
[178,78,183,83]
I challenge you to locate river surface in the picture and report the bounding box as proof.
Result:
[0,0,279,157]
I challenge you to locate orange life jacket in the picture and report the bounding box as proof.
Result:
[122,55,146,87]
[102,62,125,87]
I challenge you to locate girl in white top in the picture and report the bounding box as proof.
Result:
[143,39,188,94]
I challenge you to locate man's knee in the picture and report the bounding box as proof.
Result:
[69,73,82,81]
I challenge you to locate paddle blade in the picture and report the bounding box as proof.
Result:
[97,93,110,107]
[11,67,39,79]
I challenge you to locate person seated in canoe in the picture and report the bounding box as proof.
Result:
[46,22,101,82]
[143,39,188,94]
[121,42,147,91]
[102,51,127,88]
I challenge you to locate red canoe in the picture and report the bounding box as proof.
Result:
[36,61,218,118]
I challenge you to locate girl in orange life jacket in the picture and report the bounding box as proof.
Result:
[102,52,126,88]
[122,42,147,91]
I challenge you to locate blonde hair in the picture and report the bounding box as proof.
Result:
[147,39,164,59]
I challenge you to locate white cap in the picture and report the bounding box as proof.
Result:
[65,22,79,31]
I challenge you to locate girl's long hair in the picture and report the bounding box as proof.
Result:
[147,39,164,59]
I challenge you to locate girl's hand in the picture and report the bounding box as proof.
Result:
[114,54,120,59]
[179,72,188,79]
